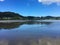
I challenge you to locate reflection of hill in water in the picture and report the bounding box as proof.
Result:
[0,21,38,29]
[40,22,52,25]
[0,22,23,29]
[0,21,52,29]
[0,21,39,29]
[24,21,52,25]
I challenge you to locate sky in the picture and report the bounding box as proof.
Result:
[0,0,60,16]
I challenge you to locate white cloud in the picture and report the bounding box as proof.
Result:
[38,0,60,5]
[0,0,4,2]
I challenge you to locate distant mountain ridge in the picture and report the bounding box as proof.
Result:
[0,12,40,20]
[0,12,24,20]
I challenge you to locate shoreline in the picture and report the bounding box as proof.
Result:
[0,20,60,22]
[40,20,60,22]
[0,20,31,22]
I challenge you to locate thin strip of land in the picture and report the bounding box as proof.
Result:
[0,20,31,22]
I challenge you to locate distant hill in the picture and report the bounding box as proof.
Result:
[1,12,60,20]
[40,16,60,20]
[0,11,41,20]
[0,12,24,20]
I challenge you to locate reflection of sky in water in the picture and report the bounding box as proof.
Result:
[0,21,60,45]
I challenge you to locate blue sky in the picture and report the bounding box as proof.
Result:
[0,0,60,16]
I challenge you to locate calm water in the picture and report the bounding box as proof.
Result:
[0,21,60,45]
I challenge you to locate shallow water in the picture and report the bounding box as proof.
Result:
[0,21,60,45]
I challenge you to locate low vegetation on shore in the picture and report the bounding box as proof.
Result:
[40,16,60,20]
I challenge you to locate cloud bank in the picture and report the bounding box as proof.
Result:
[38,0,60,5]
